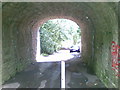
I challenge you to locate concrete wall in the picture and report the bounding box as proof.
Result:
[0,2,2,88]
[2,2,119,88]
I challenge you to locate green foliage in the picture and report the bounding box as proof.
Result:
[41,53,49,57]
[40,19,81,55]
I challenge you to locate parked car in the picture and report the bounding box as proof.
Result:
[69,45,80,53]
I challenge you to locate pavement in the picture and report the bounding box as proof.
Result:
[2,50,106,88]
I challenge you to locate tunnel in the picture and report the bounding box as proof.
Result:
[1,2,120,88]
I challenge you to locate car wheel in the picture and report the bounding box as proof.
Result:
[77,50,80,52]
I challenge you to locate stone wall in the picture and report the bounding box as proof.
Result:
[2,2,119,88]
[0,2,2,88]
[2,3,34,83]
[118,2,120,89]
[92,3,118,88]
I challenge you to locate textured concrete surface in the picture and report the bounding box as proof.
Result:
[2,2,119,88]
[2,52,106,88]
[0,2,2,89]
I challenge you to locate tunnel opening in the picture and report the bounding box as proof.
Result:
[35,18,82,88]
[29,17,105,88]
[36,19,81,62]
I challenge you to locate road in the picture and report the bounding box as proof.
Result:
[2,50,106,88]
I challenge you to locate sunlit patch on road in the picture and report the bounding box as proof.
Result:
[36,50,79,62]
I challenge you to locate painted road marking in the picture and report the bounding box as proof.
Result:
[61,61,65,88]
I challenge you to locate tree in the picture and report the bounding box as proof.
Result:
[40,19,81,55]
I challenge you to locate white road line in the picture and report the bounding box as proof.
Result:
[61,61,65,88]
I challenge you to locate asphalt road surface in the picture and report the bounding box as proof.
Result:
[2,50,106,88]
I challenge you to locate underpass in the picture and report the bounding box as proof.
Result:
[1,2,119,89]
